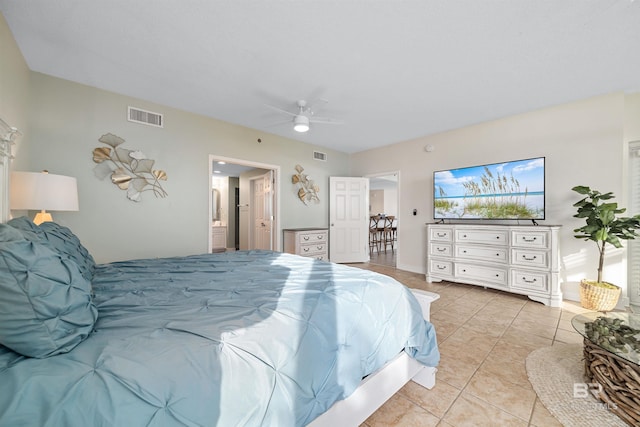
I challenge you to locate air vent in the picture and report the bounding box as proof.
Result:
[313,151,327,161]
[128,106,163,128]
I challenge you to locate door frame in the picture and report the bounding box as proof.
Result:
[208,155,280,252]
[365,170,400,263]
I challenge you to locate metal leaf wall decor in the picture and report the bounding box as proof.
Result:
[92,133,168,202]
[292,164,319,205]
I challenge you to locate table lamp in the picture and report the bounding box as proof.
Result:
[10,171,79,224]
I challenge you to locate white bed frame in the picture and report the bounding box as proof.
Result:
[309,289,439,427]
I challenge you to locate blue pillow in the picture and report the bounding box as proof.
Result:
[8,217,96,282]
[0,230,98,358]
[7,216,44,242]
[39,222,96,281]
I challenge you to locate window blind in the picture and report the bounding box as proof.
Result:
[629,140,640,308]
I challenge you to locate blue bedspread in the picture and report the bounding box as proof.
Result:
[0,250,438,426]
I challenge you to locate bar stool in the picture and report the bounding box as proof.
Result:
[382,215,396,253]
[369,215,381,254]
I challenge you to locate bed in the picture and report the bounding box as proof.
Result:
[0,217,439,426]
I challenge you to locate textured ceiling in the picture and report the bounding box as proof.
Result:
[2,1,639,153]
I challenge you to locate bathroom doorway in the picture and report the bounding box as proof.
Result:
[208,155,280,252]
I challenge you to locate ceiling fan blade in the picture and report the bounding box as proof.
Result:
[305,98,328,114]
[264,103,296,117]
[309,116,344,125]
[265,119,294,128]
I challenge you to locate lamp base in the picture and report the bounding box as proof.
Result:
[33,210,53,225]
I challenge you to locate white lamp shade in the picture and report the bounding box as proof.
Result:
[10,171,79,211]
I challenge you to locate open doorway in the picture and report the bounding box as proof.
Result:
[367,171,399,267]
[208,155,280,253]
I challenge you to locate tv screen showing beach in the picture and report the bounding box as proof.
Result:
[434,157,545,220]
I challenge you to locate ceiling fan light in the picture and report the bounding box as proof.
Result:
[293,115,310,133]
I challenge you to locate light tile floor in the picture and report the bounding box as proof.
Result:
[348,263,606,427]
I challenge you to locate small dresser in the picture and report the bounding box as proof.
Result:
[283,228,329,261]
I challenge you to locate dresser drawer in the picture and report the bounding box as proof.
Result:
[511,230,549,249]
[455,263,508,286]
[428,259,453,277]
[430,227,453,242]
[429,242,452,257]
[511,270,549,292]
[455,229,508,245]
[511,249,548,268]
[304,253,327,261]
[299,231,327,244]
[300,242,327,256]
[456,245,508,263]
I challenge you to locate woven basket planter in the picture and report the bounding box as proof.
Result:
[579,279,621,311]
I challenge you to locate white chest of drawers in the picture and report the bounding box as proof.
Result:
[426,224,561,306]
[283,228,329,261]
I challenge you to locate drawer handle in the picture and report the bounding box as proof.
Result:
[522,255,537,261]
[437,265,447,270]
[317,235,324,240]
[303,236,310,241]
[462,269,466,272]
[522,277,537,283]
[522,237,537,242]
[496,236,500,240]
[496,253,500,257]
[437,247,447,252]
[495,274,500,277]
[462,250,467,253]
[436,232,447,237]
[303,247,310,252]
[317,246,323,250]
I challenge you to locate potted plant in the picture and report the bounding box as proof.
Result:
[572,185,640,311]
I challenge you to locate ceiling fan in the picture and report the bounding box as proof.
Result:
[265,99,343,133]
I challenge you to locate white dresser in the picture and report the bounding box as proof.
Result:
[283,228,329,261]
[426,223,562,306]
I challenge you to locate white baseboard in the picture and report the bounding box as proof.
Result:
[396,262,423,275]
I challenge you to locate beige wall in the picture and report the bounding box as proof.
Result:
[351,93,636,305]
[370,189,384,215]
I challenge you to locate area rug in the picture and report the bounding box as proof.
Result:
[525,343,626,427]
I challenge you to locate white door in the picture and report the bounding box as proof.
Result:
[251,171,273,250]
[329,177,369,263]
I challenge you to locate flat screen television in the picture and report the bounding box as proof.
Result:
[433,157,545,220]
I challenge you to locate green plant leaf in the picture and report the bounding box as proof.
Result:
[571,186,590,194]
[571,185,640,282]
